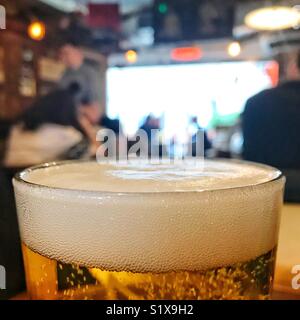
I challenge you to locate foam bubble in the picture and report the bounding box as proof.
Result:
[13,160,284,273]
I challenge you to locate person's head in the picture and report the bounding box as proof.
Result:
[144,115,160,129]
[21,83,81,131]
[285,50,300,81]
[145,115,153,124]
[190,116,198,124]
[59,42,84,70]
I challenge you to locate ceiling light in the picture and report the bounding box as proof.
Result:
[125,50,138,64]
[245,6,300,31]
[28,21,46,41]
[227,41,241,58]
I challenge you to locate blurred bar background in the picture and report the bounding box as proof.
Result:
[0,0,300,299]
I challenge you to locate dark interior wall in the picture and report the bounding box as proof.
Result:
[0,29,41,120]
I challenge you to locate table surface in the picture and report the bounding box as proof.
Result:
[13,204,300,300]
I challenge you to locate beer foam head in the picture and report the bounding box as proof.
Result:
[21,160,280,193]
[14,160,284,273]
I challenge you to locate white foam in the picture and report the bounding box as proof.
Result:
[22,160,280,193]
[13,160,285,273]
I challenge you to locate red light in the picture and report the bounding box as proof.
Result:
[171,47,202,62]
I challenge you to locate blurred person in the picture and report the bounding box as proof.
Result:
[139,114,161,139]
[229,118,243,159]
[242,51,300,201]
[0,83,99,299]
[76,96,103,157]
[59,40,102,116]
[4,84,86,169]
[95,115,126,160]
[188,116,212,157]
[100,115,124,136]
[137,115,162,157]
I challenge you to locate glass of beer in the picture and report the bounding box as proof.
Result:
[13,160,285,300]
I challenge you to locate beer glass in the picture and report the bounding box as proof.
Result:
[13,160,285,300]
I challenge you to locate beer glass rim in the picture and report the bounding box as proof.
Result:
[14,159,284,196]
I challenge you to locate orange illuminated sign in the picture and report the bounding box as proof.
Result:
[171,47,202,62]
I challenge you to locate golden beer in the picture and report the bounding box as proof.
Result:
[14,160,285,300]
